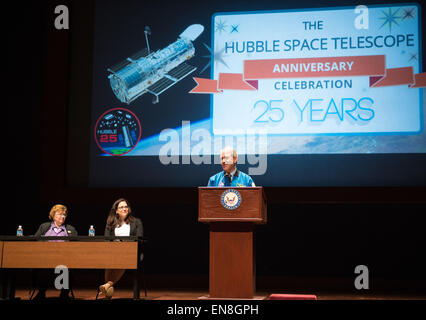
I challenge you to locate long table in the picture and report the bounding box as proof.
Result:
[0,236,144,300]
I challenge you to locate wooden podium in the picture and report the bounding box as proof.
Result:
[198,187,267,299]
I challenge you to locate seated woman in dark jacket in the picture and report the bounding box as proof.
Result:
[33,204,78,299]
[98,198,143,299]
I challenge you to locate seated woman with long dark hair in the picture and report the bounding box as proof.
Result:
[98,198,143,299]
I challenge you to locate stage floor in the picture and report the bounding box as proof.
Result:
[12,288,426,300]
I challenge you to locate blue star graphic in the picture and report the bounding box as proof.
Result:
[401,8,416,20]
[408,52,418,62]
[379,8,402,32]
[230,24,239,33]
[215,19,227,34]
[199,43,230,75]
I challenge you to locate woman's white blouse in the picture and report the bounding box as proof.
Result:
[114,223,130,236]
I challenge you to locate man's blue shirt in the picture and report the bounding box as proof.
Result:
[207,169,255,187]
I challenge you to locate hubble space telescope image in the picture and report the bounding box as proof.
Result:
[107,24,204,104]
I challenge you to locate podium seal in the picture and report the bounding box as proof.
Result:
[221,189,242,210]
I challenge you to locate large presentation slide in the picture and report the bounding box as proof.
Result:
[207,7,422,136]
[88,1,426,187]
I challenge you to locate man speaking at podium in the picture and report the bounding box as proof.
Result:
[208,147,255,187]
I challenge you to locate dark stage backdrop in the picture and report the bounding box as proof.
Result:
[7,0,426,291]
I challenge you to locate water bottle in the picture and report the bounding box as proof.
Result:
[16,225,23,236]
[89,225,95,237]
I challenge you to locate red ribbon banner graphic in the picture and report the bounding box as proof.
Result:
[189,55,426,93]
